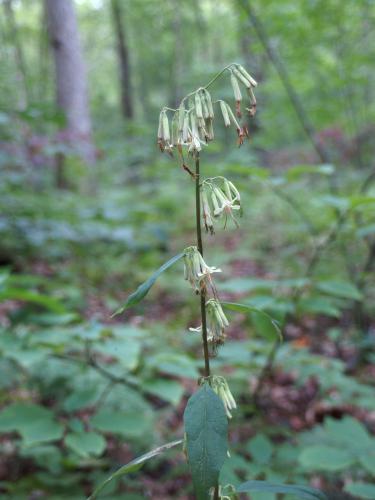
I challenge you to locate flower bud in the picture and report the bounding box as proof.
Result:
[178,103,185,132]
[248,86,257,105]
[203,89,214,118]
[195,92,203,119]
[233,67,251,89]
[219,101,231,127]
[171,114,179,146]
[206,118,214,141]
[157,111,164,140]
[162,111,170,143]
[225,103,241,131]
[182,114,189,143]
[200,91,210,119]
[201,186,214,235]
[230,72,242,102]
[237,64,257,87]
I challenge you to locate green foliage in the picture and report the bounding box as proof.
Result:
[184,383,228,499]
[113,252,184,315]
[0,0,374,497]
[88,440,183,500]
[237,480,327,499]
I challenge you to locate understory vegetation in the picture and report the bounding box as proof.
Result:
[0,0,374,499]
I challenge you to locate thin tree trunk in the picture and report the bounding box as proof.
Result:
[237,0,332,165]
[45,0,95,168]
[169,3,183,108]
[110,0,133,119]
[38,1,50,104]
[3,0,29,108]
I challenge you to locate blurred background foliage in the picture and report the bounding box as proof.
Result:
[0,0,374,498]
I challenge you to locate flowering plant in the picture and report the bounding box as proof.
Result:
[88,65,327,500]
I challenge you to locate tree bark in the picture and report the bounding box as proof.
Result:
[110,0,133,119]
[45,0,95,165]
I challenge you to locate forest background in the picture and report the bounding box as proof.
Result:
[0,0,374,499]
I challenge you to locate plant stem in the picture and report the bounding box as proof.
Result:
[195,154,219,499]
[195,154,210,378]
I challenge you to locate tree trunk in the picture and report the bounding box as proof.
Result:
[45,0,95,166]
[110,0,133,119]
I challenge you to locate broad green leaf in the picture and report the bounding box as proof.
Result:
[144,379,184,405]
[21,419,64,447]
[324,416,372,448]
[65,432,106,457]
[248,434,274,464]
[316,280,362,300]
[96,338,141,370]
[298,297,340,317]
[285,164,334,181]
[87,439,183,499]
[150,352,199,379]
[344,482,375,499]
[0,403,63,445]
[222,302,282,340]
[184,383,228,499]
[90,410,151,438]
[299,445,355,471]
[360,453,375,475]
[63,388,101,412]
[237,480,327,499]
[113,252,184,315]
[0,288,65,313]
[221,278,278,293]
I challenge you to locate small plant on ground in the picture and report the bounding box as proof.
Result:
[88,64,327,500]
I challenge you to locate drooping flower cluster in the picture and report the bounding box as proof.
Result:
[190,299,229,348]
[210,376,237,419]
[201,177,242,233]
[157,63,257,157]
[183,246,221,293]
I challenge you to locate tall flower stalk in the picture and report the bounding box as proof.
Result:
[90,64,327,500]
[158,63,258,499]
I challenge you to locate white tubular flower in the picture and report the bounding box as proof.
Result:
[190,299,229,349]
[202,178,242,230]
[201,185,214,235]
[206,298,228,343]
[210,376,237,419]
[183,246,221,292]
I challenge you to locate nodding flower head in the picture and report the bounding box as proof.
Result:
[183,246,221,293]
[157,63,257,159]
[210,376,237,419]
[201,177,242,230]
[189,298,229,351]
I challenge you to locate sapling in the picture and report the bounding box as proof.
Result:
[88,64,327,500]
